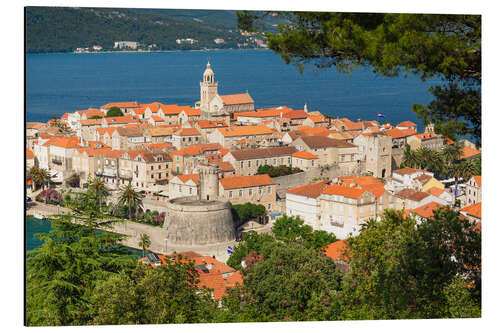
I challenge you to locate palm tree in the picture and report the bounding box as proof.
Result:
[401,145,421,169]
[138,233,151,258]
[118,184,143,220]
[441,141,464,173]
[87,177,109,212]
[28,165,41,191]
[450,159,477,206]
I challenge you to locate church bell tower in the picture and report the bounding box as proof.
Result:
[200,60,218,113]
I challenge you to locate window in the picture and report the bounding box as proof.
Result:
[159,173,162,179]
[312,160,315,166]
[248,161,251,167]
[268,186,271,193]
[351,154,354,160]
[158,165,161,169]
[268,203,271,210]
[179,185,182,192]
[273,159,277,165]
[151,166,154,170]
[288,157,291,164]
[249,189,253,196]
[105,160,108,166]
[229,191,232,198]
[341,155,345,162]
[259,188,262,195]
[151,174,154,179]
[189,187,192,194]
[239,190,243,197]
[241,161,244,168]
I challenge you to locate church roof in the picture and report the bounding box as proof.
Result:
[220,93,254,105]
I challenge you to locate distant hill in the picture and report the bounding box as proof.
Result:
[25,7,273,53]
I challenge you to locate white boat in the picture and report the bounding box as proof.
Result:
[33,212,46,220]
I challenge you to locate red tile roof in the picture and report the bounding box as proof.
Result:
[393,167,425,175]
[283,110,308,120]
[414,132,439,141]
[396,188,430,201]
[427,187,445,197]
[217,125,275,137]
[104,115,139,124]
[220,93,254,105]
[322,184,368,199]
[194,120,228,129]
[461,146,481,159]
[96,127,117,136]
[49,137,81,149]
[151,115,165,122]
[397,121,417,128]
[26,149,34,159]
[219,174,275,189]
[409,201,443,219]
[472,176,482,187]
[383,128,417,139]
[287,180,330,198]
[324,240,350,261]
[175,128,201,136]
[171,143,222,156]
[292,151,319,159]
[101,101,138,109]
[147,142,173,149]
[460,202,481,219]
[176,174,199,185]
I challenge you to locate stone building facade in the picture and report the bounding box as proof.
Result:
[353,132,392,178]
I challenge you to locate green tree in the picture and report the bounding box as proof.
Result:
[231,203,266,226]
[86,177,109,212]
[118,184,143,220]
[223,241,343,321]
[91,263,216,325]
[106,107,124,117]
[138,233,151,258]
[339,208,480,319]
[26,213,136,326]
[238,12,481,143]
[226,232,275,270]
[88,115,103,119]
[272,214,337,250]
[401,144,421,169]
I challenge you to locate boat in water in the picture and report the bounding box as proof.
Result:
[33,212,46,220]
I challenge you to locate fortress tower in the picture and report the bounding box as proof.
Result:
[200,60,218,113]
[198,162,220,201]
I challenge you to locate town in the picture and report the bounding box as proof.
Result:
[26,60,482,303]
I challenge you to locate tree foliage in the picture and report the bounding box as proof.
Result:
[105,107,124,118]
[238,12,481,143]
[339,208,480,319]
[257,164,302,177]
[231,203,266,227]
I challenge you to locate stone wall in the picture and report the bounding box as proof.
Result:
[273,164,357,195]
[391,147,404,170]
[164,197,236,250]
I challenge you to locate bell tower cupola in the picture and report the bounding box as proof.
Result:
[200,60,218,113]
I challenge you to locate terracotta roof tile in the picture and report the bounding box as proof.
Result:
[393,167,425,175]
[80,119,103,126]
[409,202,443,219]
[146,127,175,137]
[396,188,430,201]
[151,115,165,122]
[96,127,117,136]
[104,115,139,124]
[283,110,308,120]
[324,240,350,261]
[461,146,481,159]
[287,180,330,198]
[397,121,417,127]
[219,174,275,189]
[383,128,417,139]
[217,125,275,137]
[322,184,368,199]
[194,120,228,129]
[101,101,138,109]
[414,132,439,141]
[298,136,357,149]
[175,128,201,136]
[49,137,81,149]
[176,174,199,185]
[292,151,318,159]
[427,187,445,197]
[220,93,254,105]
[460,202,481,219]
[229,146,296,160]
[472,176,482,187]
[147,142,173,149]
[26,149,34,159]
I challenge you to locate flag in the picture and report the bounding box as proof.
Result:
[377,113,385,118]
[227,249,233,254]
[227,245,233,250]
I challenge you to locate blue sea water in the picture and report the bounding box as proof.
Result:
[25,216,142,258]
[26,49,441,129]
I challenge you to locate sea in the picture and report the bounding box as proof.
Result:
[25,49,441,250]
[26,49,441,128]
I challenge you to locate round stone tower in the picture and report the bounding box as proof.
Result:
[198,163,219,201]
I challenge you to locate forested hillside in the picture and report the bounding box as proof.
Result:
[25,7,269,53]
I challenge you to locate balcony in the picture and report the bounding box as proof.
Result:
[119,170,133,179]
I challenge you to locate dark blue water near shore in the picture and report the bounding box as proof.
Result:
[26,49,440,129]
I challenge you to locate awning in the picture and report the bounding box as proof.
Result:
[269,213,281,217]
